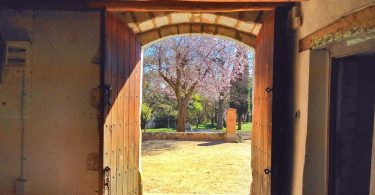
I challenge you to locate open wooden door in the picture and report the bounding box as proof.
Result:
[251,12,275,195]
[101,12,142,195]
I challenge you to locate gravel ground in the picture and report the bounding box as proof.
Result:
[141,140,252,195]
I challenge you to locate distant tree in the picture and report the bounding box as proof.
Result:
[153,97,178,129]
[142,69,178,130]
[201,98,216,128]
[188,94,204,129]
[199,45,250,130]
[141,103,153,131]
[229,51,250,130]
[144,36,248,132]
[247,76,253,122]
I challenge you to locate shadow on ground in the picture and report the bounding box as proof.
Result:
[197,141,226,146]
[142,140,178,156]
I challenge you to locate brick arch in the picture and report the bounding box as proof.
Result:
[137,23,257,48]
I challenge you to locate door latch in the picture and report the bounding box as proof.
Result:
[103,166,111,194]
[98,84,112,110]
[264,168,271,175]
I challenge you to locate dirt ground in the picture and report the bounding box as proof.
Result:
[141,140,252,195]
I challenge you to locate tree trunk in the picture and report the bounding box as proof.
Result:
[216,98,224,130]
[177,99,188,132]
[142,120,147,132]
[167,117,170,129]
[237,113,242,130]
[211,113,215,127]
[214,103,217,124]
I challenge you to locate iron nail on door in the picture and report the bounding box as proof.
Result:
[264,168,272,175]
[265,87,273,93]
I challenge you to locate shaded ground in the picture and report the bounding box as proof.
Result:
[142,140,252,195]
[144,122,252,133]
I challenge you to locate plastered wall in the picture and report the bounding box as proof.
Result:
[0,10,100,194]
[290,0,375,194]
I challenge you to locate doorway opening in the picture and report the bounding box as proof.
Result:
[329,52,375,195]
[101,10,280,195]
[140,34,254,194]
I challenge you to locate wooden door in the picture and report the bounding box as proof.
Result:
[251,11,275,195]
[101,12,142,195]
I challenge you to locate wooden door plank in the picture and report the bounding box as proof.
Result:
[123,23,130,195]
[123,24,130,195]
[104,12,113,195]
[127,27,136,195]
[252,11,274,195]
[134,39,142,195]
[110,13,119,194]
[116,23,125,195]
[104,12,142,195]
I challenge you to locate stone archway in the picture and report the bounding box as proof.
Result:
[138,23,257,47]
[113,11,269,47]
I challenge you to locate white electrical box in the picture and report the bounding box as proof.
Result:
[0,41,32,119]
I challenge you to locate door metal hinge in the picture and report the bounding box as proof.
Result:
[98,84,112,111]
[103,166,111,194]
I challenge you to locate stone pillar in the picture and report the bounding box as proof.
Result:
[225,108,237,142]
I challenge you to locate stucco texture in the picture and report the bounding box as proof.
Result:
[0,10,100,194]
[290,0,375,194]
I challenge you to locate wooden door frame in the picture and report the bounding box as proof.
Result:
[99,9,105,195]
[370,105,375,194]
[271,6,292,195]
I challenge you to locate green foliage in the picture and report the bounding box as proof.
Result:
[154,100,177,119]
[141,103,154,131]
[142,70,178,130]
[188,94,205,128]
[141,103,153,121]
[189,94,203,111]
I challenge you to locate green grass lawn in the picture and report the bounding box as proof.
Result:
[143,122,252,133]
[196,123,216,129]
[237,122,252,132]
[143,128,175,133]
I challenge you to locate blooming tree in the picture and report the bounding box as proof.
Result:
[198,44,250,129]
[143,35,249,132]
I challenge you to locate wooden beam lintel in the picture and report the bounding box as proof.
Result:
[299,4,375,52]
[144,0,304,2]
[90,1,293,12]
